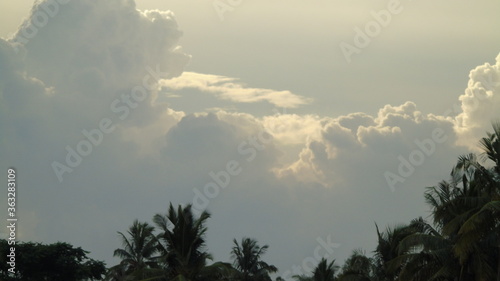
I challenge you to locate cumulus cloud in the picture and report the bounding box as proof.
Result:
[11,0,190,89]
[1,0,191,167]
[0,0,191,259]
[278,102,458,188]
[261,114,323,145]
[455,53,500,148]
[1,0,500,276]
[7,0,189,133]
[161,71,311,108]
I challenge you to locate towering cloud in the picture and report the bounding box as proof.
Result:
[1,0,499,275]
[455,54,500,148]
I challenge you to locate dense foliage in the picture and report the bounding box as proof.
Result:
[0,240,106,280]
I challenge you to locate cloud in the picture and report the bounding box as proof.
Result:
[0,0,191,168]
[161,71,311,108]
[11,0,190,90]
[455,53,500,148]
[0,0,191,260]
[1,0,500,276]
[261,114,324,145]
[278,102,459,188]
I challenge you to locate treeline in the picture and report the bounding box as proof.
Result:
[0,123,498,281]
[100,122,500,281]
[0,240,106,280]
[104,204,277,281]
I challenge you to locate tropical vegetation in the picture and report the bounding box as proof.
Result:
[1,122,498,281]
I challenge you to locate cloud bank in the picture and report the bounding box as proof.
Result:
[0,0,499,275]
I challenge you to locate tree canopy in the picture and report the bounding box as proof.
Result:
[0,240,106,281]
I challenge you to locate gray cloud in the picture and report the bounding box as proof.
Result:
[1,0,499,277]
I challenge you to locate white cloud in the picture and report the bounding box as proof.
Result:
[161,71,311,108]
[1,0,500,276]
[9,0,190,117]
[261,114,324,145]
[278,102,459,188]
[0,0,192,260]
[455,53,500,148]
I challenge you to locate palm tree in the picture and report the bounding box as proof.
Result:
[105,263,129,281]
[389,123,500,281]
[389,217,460,281]
[111,220,159,280]
[293,258,338,281]
[292,275,313,281]
[389,160,494,281]
[450,123,500,280]
[479,121,500,175]
[424,163,495,281]
[337,249,374,281]
[373,223,417,281]
[231,237,278,281]
[313,258,339,281]
[153,203,229,281]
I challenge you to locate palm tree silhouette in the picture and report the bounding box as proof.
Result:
[293,258,338,281]
[153,203,211,281]
[111,219,158,280]
[231,237,278,281]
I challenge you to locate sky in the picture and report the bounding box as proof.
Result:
[0,0,499,278]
